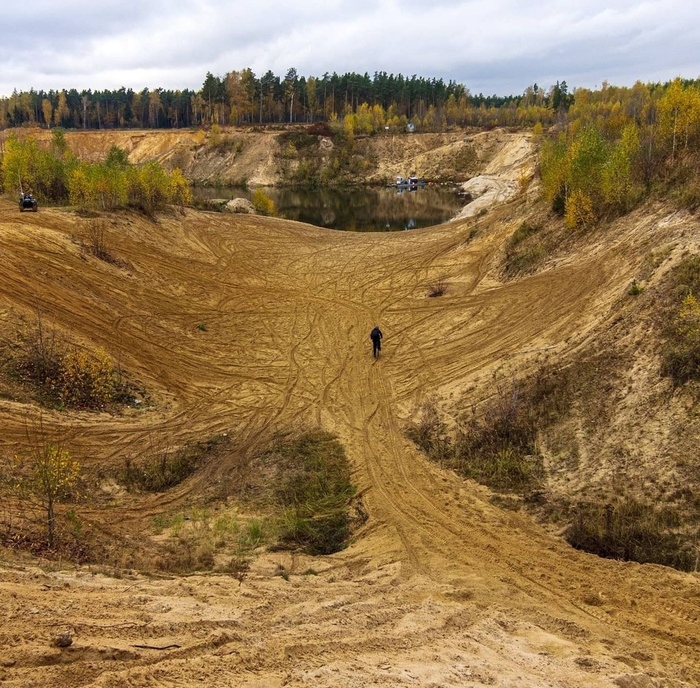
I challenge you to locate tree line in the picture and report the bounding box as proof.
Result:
[539,77,700,230]
[0,69,573,132]
[1,130,190,212]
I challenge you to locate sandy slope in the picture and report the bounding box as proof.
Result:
[0,171,699,686]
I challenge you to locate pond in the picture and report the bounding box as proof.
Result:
[191,185,465,232]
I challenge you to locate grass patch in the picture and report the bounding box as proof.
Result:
[566,497,697,571]
[261,430,356,555]
[149,507,269,575]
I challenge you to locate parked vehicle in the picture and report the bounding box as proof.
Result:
[19,193,38,212]
[394,175,425,190]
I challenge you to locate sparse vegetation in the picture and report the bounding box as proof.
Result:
[628,279,643,296]
[274,562,290,580]
[503,221,549,276]
[660,256,700,385]
[120,435,226,493]
[407,377,553,495]
[407,351,700,572]
[224,555,250,584]
[147,506,268,575]
[83,218,118,263]
[453,144,477,173]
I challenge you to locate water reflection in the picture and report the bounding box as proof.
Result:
[191,185,464,232]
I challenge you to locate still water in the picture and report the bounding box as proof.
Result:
[192,185,465,232]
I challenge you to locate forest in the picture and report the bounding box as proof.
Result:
[0,68,571,131]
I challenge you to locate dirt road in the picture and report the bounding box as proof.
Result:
[0,193,699,687]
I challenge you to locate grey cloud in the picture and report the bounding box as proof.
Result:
[1,0,700,97]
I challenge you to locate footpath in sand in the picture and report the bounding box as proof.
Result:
[0,155,699,686]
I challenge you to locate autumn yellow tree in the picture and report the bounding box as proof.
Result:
[251,188,276,216]
[657,78,700,159]
[13,440,81,548]
[41,99,53,128]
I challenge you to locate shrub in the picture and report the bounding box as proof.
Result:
[9,314,128,410]
[84,219,117,263]
[58,348,118,409]
[508,221,541,247]
[503,222,548,276]
[405,399,451,461]
[251,188,276,216]
[427,279,447,297]
[564,189,596,231]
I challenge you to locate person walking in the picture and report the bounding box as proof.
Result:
[370,326,383,359]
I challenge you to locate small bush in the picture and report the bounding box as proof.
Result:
[58,348,118,408]
[405,399,451,461]
[503,222,548,276]
[427,279,448,298]
[508,221,541,247]
[9,314,129,410]
[565,189,596,231]
[251,188,276,216]
[84,219,118,263]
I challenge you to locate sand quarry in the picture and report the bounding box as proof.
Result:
[0,130,699,687]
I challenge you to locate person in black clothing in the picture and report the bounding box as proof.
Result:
[370,326,383,358]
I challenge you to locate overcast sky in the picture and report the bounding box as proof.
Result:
[2,0,699,98]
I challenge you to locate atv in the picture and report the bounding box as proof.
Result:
[19,194,38,212]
